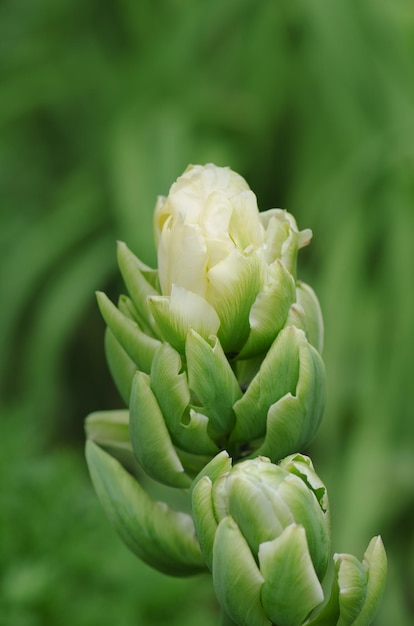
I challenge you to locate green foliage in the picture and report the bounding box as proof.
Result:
[1,0,414,623]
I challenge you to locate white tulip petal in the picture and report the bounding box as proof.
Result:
[228,189,264,251]
[158,216,208,297]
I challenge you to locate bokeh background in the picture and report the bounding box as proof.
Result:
[1,1,413,624]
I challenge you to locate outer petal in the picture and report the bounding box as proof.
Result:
[191,476,218,570]
[185,330,242,439]
[190,450,232,497]
[296,281,324,353]
[252,335,326,462]
[231,326,302,443]
[85,409,131,452]
[280,454,329,518]
[238,259,296,359]
[213,517,271,626]
[85,441,205,576]
[335,554,367,626]
[117,241,159,335]
[104,328,136,404]
[129,371,191,488]
[96,291,161,374]
[207,248,263,354]
[259,524,324,626]
[148,285,220,354]
[150,343,218,455]
[226,472,286,555]
[260,208,312,273]
[352,536,387,626]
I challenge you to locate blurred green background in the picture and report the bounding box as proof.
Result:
[1,0,413,624]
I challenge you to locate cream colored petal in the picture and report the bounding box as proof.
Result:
[158,215,208,297]
[228,189,264,251]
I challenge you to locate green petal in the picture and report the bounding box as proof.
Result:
[352,536,387,626]
[97,291,161,374]
[85,441,205,576]
[150,342,189,420]
[207,248,263,354]
[213,517,271,626]
[231,326,302,443]
[129,371,191,488]
[296,281,324,353]
[238,260,296,359]
[151,343,218,455]
[190,450,232,497]
[191,476,217,569]
[226,472,285,555]
[335,553,367,626]
[148,285,220,354]
[280,454,329,517]
[270,475,329,581]
[104,328,136,404]
[85,409,131,451]
[252,335,326,461]
[117,241,159,332]
[259,524,324,626]
[186,331,242,439]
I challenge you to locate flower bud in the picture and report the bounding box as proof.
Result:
[192,453,330,626]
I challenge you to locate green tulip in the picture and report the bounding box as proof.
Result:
[84,163,386,625]
[192,453,330,626]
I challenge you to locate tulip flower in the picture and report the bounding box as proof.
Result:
[192,453,330,626]
[85,163,386,625]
